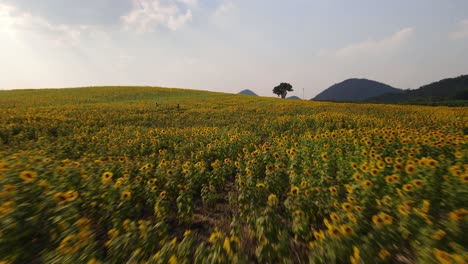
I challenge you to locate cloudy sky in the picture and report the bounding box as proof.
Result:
[1,0,467,98]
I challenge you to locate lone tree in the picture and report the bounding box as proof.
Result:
[273,82,293,98]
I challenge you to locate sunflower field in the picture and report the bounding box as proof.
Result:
[0,87,467,263]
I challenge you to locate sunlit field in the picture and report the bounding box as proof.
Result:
[0,87,467,263]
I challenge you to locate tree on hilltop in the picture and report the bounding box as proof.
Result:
[273,83,293,98]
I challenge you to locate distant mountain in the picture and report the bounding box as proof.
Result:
[313,78,402,101]
[367,75,468,104]
[238,89,258,96]
[287,96,302,100]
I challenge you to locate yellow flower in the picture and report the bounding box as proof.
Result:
[268,194,278,207]
[340,224,353,236]
[404,164,417,175]
[256,183,265,189]
[223,237,233,256]
[421,200,430,213]
[169,255,178,264]
[372,214,384,227]
[101,171,113,184]
[121,191,131,201]
[65,190,79,202]
[329,186,338,195]
[412,179,424,188]
[209,228,222,243]
[313,230,325,241]
[160,191,167,199]
[431,229,446,240]
[397,204,411,216]
[290,186,299,195]
[183,229,191,237]
[347,213,357,223]
[362,180,372,189]
[433,248,453,264]
[20,171,38,183]
[403,183,413,192]
[330,212,340,223]
[327,226,341,239]
[321,152,328,161]
[378,249,391,260]
[342,202,352,212]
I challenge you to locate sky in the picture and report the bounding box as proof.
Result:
[0,0,467,98]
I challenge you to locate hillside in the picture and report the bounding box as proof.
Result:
[0,86,467,263]
[367,75,468,104]
[287,95,302,100]
[312,78,402,101]
[238,89,258,96]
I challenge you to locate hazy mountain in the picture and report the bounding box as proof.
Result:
[287,96,302,100]
[312,78,402,101]
[238,89,258,96]
[367,75,468,103]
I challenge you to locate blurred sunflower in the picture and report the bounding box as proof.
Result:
[20,171,38,183]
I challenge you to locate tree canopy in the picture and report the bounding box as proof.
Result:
[273,83,293,98]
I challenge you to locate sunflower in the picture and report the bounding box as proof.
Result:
[385,175,394,184]
[339,224,353,236]
[378,249,391,260]
[384,157,393,164]
[404,164,417,175]
[160,191,167,199]
[273,152,280,159]
[101,171,113,184]
[330,212,340,223]
[20,171,38,183]
[65,190,79,202]
[370,168,379,177]
[381,213,393,225]
[460,173,468,183]
[362,180,372,189]
[397,204,410,216]
[347,213,357,223]
[376,161,386,170]
[354,205,362,213]
[121,191,131,201]
[321,152,328,161]
[353,172,362,181]
[433,248,453,264]
[290,186,299,195]
[403,183,413,192]
[256,183,265,189]
[313,230,325,241]
[327,226,341,239]
[329,186,338,195]
[393,163,403,171]
[301,181,308,188]
[342,202,352,212]
[431,229,446,240]
[268,194,278,207]
[412,179,424,188]
[372,214,385,227]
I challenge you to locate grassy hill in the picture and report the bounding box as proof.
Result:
[367,75,468,105]
[313,78,402,101]
[0,86,467,263]
[238,89,258,96]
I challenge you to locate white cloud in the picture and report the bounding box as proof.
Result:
[121,0,193,32]
[319,27,414,59]
[0,2,92,45]
[213,1,234,18]
[449,19,468,40]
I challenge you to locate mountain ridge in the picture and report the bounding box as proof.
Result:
[312,78,402,101]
